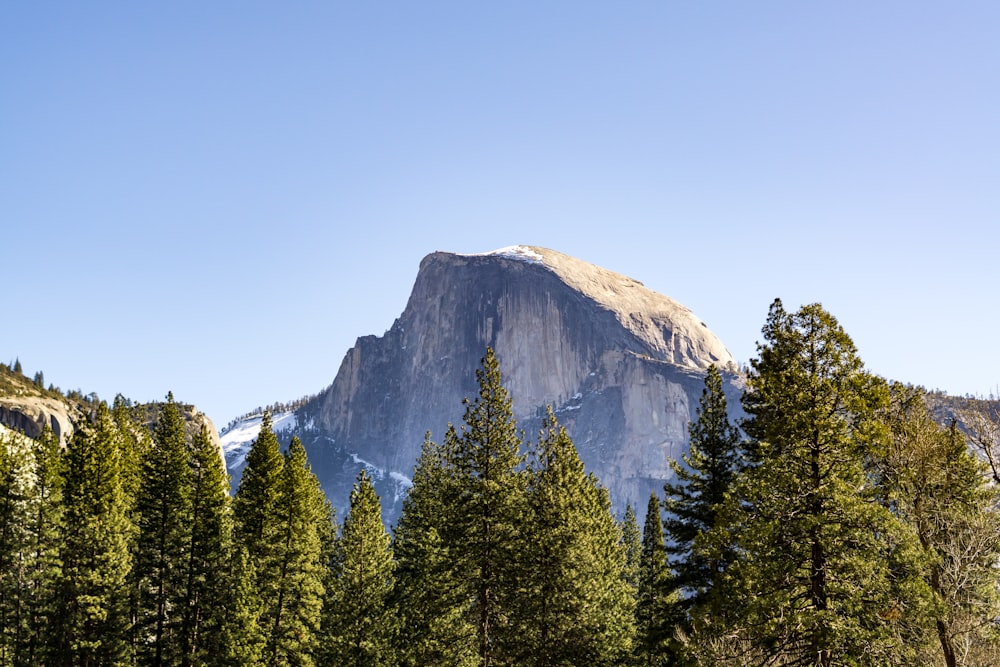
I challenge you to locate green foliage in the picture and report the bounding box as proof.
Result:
[635,492,675,666]
[620,504,642,591]
[52,403,134,666]
[322,469,396,667]
[180,425,233,666]
[663,364,743,611]
[392,435,477,667]
[219,548,265,666]
[23,426,65,666]
[711,300,932,666]
[879,384,1000,664]
[0,429,32,665]
[516,408,635,667]
[6,303,1000,665]
[262,437,329,666]
[133,392,193,665]
[233,412,284,562]
[443,347,528,665]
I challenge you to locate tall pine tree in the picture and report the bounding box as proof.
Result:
[444,347,528,667]
[233,412,284,564]
[0,429,31,666]
[322,469,395,667]
[133,393,193,666]
[179,425,232,667]
[262,437,330,667]
[23,426,64,666]
[392,434,477,667]
[635,492,673,667]
[662,364,743,611]
[52,403,134,666]
[620,504,642,592]
[516,409,634,667]
[713,300,930,666]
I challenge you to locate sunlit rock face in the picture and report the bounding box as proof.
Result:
[304,246,742,518]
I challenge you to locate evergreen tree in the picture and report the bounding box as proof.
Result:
[262,437,329,667]
[233,411,284,563]
[322,469,395,667]
[180,425,232,667]
[515,409,634,667]
[620,504,642,591]
[111,393,149,663]
[23,426,64,666]
[663,364,743,610]
[133,393,193,666]
[392,435,476,667]
[0,429,31,665]
[52,403,134,666]
[218,547,264,667]
[635,492,673,667]
[444,347,528,666]
[110,394,148,514]
[713,300,930,666]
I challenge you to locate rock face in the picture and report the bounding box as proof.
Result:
[0,395,79,445]
[301,246,743,519]
[0,368,225,469]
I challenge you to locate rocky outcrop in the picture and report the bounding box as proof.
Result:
[301,246,743,519]
[0,373,224,468]
[0,395,79,445]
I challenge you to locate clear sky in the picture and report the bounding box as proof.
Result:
[3,2,999,427]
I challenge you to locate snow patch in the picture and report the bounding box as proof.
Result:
[463,245,544,264]
[220,410,297,469]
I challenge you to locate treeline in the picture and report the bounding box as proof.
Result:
[0,359,99,406]
[2,299,1000,666]
[221,396,317,436]
[650,300,1000,666]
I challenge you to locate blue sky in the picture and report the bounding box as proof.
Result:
[4,2,999,426]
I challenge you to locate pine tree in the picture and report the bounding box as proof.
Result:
[393,349,529,666]
[392,434,476,667]
[515,408,634,667]
[179,425,232,667]
[133,393,193,666]
[262,437,329,667]
[620,504,642,591]
[23,426,64,666]
[713,300,930,666]
[111,393,148,663]
[218,548,264,666]
[445,348,528,666]
[0,429,31,665]
[52,403,134,666]
[233,411,284,563]
[322,469,395,667]
[663,364,743,611]
[635,492,674,667]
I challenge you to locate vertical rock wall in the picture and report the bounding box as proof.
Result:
[307,247,742,518]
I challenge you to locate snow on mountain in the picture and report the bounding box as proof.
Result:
[462,245,544,264]
[220,410,297,469]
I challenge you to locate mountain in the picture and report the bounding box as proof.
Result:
[241,245,744,522]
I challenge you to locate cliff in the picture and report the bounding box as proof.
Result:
[300,246,743,518]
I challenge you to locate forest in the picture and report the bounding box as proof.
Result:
[2,298,1000,666]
